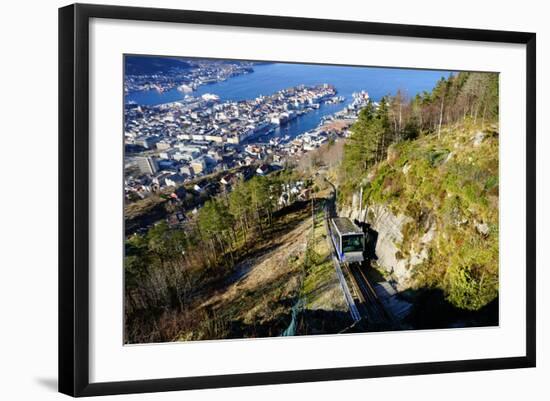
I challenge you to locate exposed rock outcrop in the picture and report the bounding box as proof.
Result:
[339,192,436,291]
[340,195,405,289]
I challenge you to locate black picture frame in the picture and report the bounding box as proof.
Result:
[59,3,536,397]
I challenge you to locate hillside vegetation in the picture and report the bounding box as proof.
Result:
[337,71,499,311]
[124,167,352,343]
[125,171,300,342]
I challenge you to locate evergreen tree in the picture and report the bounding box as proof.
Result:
[341,71,499,190]
[228,178,252,242]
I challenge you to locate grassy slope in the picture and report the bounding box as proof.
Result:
[344,121,499,311]
[295,202,352,336]
[301,204,347,312]
[175,199,349,341]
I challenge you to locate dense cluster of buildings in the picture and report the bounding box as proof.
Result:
[124,60,254,94]
[125,84,340,145]
[124,86,370,201]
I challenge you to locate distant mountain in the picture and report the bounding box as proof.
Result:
[125,56,193,75]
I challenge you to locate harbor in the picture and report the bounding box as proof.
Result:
[123,58,449,200]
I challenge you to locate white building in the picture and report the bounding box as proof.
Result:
[190,157,207,174]
[135,156,158,175]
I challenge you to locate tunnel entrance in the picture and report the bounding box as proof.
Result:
[353,219,378,262]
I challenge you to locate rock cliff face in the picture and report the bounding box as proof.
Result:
[339,192,434,291]
[336,121,499,311]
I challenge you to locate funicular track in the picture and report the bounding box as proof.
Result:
[345,262,395,327]
[323,203,361,322]
[323,185,395,328]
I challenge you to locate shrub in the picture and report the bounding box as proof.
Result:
[444,260,498,311]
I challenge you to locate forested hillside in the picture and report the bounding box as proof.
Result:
[337,71,499,311]
[124,171,315,342]
[125,56,192,75]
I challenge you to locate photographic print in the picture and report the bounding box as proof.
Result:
[123,55,499,344]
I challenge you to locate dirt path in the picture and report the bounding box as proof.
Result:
[202,212,311,315]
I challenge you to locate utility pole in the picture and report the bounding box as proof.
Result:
[359,186,363,221]
[311,191,315,242]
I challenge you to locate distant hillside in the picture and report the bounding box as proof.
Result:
[124,56,193,75]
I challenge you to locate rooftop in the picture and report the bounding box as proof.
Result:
[331,217,363,235]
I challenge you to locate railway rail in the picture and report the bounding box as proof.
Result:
[323,204,361,322]
[324,195,394,328]
[346,262,394,326]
